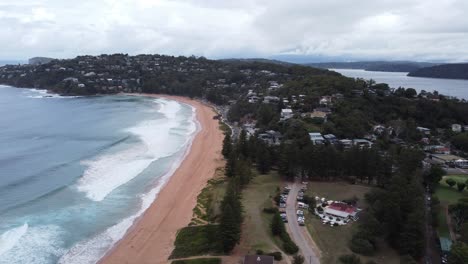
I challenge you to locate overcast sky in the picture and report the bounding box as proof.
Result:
[1,0,467,62]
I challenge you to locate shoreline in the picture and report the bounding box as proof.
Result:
[99,94,224,264]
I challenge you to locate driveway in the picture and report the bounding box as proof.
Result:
[285,182,321,264]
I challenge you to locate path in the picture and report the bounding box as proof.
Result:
[285,182,320,264]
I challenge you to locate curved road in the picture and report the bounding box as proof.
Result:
[285,182,320,264]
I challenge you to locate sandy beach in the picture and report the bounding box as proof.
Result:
[100,94,224,264]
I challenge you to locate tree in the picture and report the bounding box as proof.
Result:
[400,255,418,264]
[449,200,468,232]
[225,152,236,178]
[219,203,240,253]
[458,182,466,192]
[293,255,305,264]
[448,242,468,264]
[424,165,445,189]
[256,142,272,174]
[460,223,468,244]
[447,179,457,188]
[238,129,249,158]
[271,212,285,236]
[349,236,375,255]
[222,132,232,158]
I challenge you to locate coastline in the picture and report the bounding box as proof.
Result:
[99,94,224,264]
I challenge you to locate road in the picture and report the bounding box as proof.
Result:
[285,182,320,264]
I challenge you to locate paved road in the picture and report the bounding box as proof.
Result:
[285,183,320,264]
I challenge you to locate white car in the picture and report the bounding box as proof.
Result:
[296,210,304,216]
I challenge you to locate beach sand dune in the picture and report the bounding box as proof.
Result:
[100,95,224,264]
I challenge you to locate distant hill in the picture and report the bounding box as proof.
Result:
[408,64,468,80]
[220,58,296,66]
[0,60,25,66]
[305,61,439,72]
[28,57,54,65]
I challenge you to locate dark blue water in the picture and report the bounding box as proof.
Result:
[0,86,197,263]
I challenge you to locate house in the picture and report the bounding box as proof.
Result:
[244,255,274,264]
[324,202,359,220]
[319,96,333,106]
[339,139,353,149]
[258,130,282,145]
[452,124,462,133]
[416,127,431,135]
[323,134,338,144]
[310,110,328,122]
[424,145,450,155]
[431,154,466,167]
[353,139,373,149]
[373,125,386,135]
[309,132,325,145]
[263,96,280,104]
[281,109,293,120]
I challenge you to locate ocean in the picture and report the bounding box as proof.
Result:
[0,86,197,264]
[332,69,468,100]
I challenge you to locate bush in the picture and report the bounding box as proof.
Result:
[266,251,282,260]
[263,207,278,214]
[283,240,299,254]
[255,249,264,255]
[293,254,305,264]
[446,178,456,188]
[339,254,362,264]
[349,237,375,256]
[170,225,222,259]
[457,182,466,192]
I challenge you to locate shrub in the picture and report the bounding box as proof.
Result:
[266,251,282,260]
[293,254,305,264]
[446,178,456,188]
[339,254,362,264]
[283,240,299,254]
[263,207,278,214]
[349,237,375,256]
[457,182,466,192]
[255,249,264,255]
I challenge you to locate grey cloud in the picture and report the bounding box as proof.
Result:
[0,0,467,62]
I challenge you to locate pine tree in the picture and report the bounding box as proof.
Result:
[222,132,232,159]
[225,152,236,178]
[256,143,271,174]
[238,129,248,158]
[271,212,284,236]
[219,203,240,253]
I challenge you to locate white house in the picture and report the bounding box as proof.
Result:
[452,124,462,133]
[309,132,325,145]
[281,109,293,120]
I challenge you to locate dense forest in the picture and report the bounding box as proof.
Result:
[408,63,468,80]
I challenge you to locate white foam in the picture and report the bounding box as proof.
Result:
[76,98,196,202]
[0,224,28,257]
[59,102,199,264]
[26,88,81,99]
[0,225,66,264]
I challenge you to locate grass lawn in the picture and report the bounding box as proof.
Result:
[434,180,468,238]
[439,175,468,193]
[172,258,221,264]
[170,225,223,259]
[239,171,285,254]
[305,182,400,264]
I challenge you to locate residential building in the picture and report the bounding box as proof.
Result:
[281,109,293,120]
[416,127,431,135]
[339,139,353,149]
[324,202,359,220]
[309,132,325,145]
[323,134,338,144]
[353,139,373,149]
[452,124,462,133]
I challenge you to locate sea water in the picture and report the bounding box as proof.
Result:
[332,68,468,100]
[0,86,197,264]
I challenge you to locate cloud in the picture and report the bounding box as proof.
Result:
[0,0,467,62]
